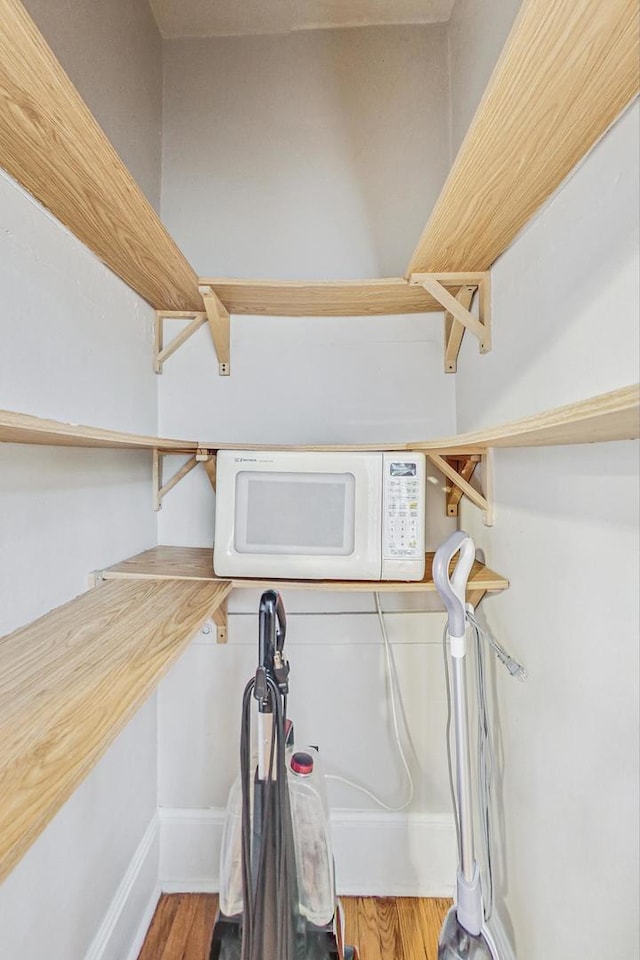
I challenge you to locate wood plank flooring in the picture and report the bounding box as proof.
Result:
[138,893,452,960]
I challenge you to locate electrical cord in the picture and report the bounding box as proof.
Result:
[442,609,526,924]
[467,608,527,681]
[473,617,494,921]
[325,592,415,812]
[442,621,462,862]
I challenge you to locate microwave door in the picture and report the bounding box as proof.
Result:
[213,451,382,580]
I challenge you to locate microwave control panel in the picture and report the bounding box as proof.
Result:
[381,453,426,580]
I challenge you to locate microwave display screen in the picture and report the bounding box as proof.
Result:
[390,462,417,476]
[234,471,356,555]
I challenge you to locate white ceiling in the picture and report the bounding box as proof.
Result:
[149,0,455,39]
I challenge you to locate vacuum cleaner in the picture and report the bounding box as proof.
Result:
[433,531,518,960]
[209,589,358,960]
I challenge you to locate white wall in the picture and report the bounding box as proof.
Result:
[158,609,457,895]
[454,97,639,960]
[22,0,163,208]
[0,173,160,636]
[157,24,459,894]
[0,4,163,955]
[0,697,159,960]
[447,0,522,155]
[161,26,450,278]
[0,168,161,959]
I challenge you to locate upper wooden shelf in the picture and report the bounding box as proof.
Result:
[199,276,484,317]
[0,576,230,882]
[0,0,200,311]
[2,386,638,455]
[102,545,509,600]
[406,0,639,275]
[2,0,636,318]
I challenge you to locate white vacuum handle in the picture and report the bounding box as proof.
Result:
[433,531,475,640]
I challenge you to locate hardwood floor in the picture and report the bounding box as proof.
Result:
[138,895,219,960]
[137,893,452,960]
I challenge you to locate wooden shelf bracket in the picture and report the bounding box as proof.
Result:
[199,284,231,376]
[199,449,217,492]
[153,450,198,511]
[428,450,494,526]
[152,448,217,510]
[211,597,228,644]
[154,311,207,374]
[442,455,480,517]
[410,273,491,373]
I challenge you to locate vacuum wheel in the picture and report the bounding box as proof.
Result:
[208,913,242,960]
[210,938,241,960]
[343,948,358,960]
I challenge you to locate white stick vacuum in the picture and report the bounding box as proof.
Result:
[433,531,515,960]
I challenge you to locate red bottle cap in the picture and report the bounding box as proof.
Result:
[290,751,314,776]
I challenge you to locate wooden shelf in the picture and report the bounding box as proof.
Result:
[0,409,196,452]
[410,385,640,450]
[2,0,636,314]
[101,545,509,601]
[198,276,485,317]
[0,0,201,311]
[2,386,638,457]
[0,535,506,882]
[0,577,230,882]
[407,0,639,275]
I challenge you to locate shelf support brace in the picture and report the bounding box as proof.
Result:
[154,311,207,374]
[152,448,218,510]
[444,455,480,517]
[211,596,228,644]
[198,449,217,492]
[410,272,491,372]
[428,451,493,526]
[153,450,199,511]
[199,284,231,376]
[444,286,476,374]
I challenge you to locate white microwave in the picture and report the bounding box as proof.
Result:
[213,450,426,581]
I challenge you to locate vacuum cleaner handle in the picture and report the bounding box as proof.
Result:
[257,590,289,711]
[433,531,475,640]
[273,591,287,652]
[259,589,287,661]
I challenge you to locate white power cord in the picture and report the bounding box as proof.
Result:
[325,592,415,812]
[467,608,527,681]
[443,610,526,923]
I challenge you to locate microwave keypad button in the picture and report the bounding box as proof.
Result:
[384,466,422,560]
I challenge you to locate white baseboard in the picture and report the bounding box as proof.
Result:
[79,806,497,959]
[330,809,457,897]
[84,816,161,960]
[160,807,227,893]
[124,880,162,960]
[159,806,457,897]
